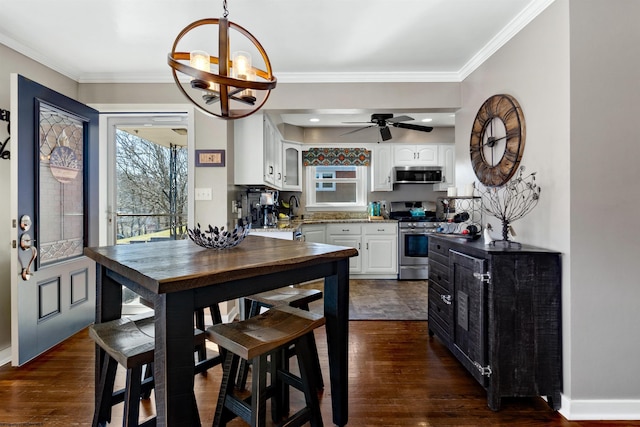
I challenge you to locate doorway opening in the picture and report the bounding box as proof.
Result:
[105,113,189,309]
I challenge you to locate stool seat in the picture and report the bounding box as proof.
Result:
[207,306,325,427]
[90,314,205,368]
[208,305,325,361]
[246,287,323,309]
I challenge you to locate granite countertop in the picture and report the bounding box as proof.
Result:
[250,218,398,233]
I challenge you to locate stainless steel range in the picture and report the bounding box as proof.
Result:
[390,202,438,280]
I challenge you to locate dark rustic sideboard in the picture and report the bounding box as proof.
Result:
[428,234,562,411]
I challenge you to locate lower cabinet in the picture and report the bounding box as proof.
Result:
[249,230,295,240]
[325,222,398,278]
[301,224,326,243]
[428,235,562,411]
[326,224,362,274]
[361,223,397,275]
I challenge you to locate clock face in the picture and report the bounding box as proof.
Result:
[470,94,526,187]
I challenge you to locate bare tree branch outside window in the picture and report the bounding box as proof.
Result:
[116,130,188,240]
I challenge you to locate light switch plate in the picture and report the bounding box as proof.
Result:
[195,188,212,200]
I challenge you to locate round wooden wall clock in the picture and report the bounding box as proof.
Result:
[469,94,526,187]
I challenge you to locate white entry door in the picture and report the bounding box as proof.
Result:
[10,74,99,365]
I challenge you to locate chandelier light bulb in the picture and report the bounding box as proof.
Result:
[232,51,252,80]
[189,50,211,90]
[190,50,210,72]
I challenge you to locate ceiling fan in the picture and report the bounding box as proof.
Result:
[341,113,433,141]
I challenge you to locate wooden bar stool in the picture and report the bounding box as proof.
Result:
[207,305,325,427]
[238,287,324,392]
[89,314,204,427]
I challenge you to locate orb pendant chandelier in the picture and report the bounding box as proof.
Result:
[167,2,277,120]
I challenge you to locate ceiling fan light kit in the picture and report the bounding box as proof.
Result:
[342,113,433,142]
[167,0,277,120]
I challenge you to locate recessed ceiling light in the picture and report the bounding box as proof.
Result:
[309,118,320,123]
[421,118,433,123]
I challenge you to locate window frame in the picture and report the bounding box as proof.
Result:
[305,165,367,211]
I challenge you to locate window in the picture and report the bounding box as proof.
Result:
[306,165,367,210]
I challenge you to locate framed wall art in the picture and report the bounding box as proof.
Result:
[195,149,225,167]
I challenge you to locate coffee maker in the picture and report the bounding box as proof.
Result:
[258,190,279,227]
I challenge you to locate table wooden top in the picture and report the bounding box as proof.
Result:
[84,236,358,294]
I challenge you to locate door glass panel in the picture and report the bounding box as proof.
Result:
[37,103,85,267]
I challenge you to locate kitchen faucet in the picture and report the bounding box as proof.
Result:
[288,195,300,218]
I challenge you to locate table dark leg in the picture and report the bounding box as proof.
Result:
[324,259,349,427]
[94,264,122,425]
[154,291,201,426]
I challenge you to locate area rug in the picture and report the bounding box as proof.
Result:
[298,279,428,321]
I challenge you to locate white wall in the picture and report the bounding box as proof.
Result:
[459,0,640,419]
[568,0,640,411]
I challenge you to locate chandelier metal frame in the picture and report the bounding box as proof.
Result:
[167,13,277,120]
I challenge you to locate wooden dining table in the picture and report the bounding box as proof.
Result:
[84,235,357,426]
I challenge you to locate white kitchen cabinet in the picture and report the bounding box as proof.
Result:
[234,113,265,186]
[234,112,284,189]
[249,230,295,240]
[263,115,282,188]
[325,222,397,278]
[326,224,362,274]
[434,143,455,191]
[362,223,397,276]
[282,141,302,191]
[371,144,393,192]
[301,224,326,243]
[394,144,438,166]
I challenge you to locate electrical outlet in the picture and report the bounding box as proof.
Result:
[231,201,238,213]
[194,188,212,200]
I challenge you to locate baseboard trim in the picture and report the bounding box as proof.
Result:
[559,394,640,420]
[0,346,11,367]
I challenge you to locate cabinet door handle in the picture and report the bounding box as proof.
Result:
[441,294,452,305]
[268,165,274,175]
[358,243,361,250]
[277,172,282,180]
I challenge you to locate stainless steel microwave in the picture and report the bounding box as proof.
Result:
[393,166,443,184]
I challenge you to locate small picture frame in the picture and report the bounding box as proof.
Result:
[195,149,225,167]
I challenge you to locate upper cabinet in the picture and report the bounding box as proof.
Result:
[434,143,455,191]
[393,144,438,166]
[371,144,393,192]
[263,116,282,188]
[234,113,265,186]
[282,141,302,191]
[235,113,301,191]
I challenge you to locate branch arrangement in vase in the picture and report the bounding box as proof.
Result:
[477,166,541,246]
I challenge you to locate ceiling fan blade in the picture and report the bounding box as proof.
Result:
[340,125,374,136]
[392,122,433,132]
[386,115,413,124]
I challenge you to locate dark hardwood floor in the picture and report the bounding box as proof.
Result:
[0,320,638,426]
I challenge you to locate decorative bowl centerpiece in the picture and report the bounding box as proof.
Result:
[188,219,252,250]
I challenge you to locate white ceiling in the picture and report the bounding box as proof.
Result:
[0,0,553,128]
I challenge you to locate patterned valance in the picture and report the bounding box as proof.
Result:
[302,147,371,166]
